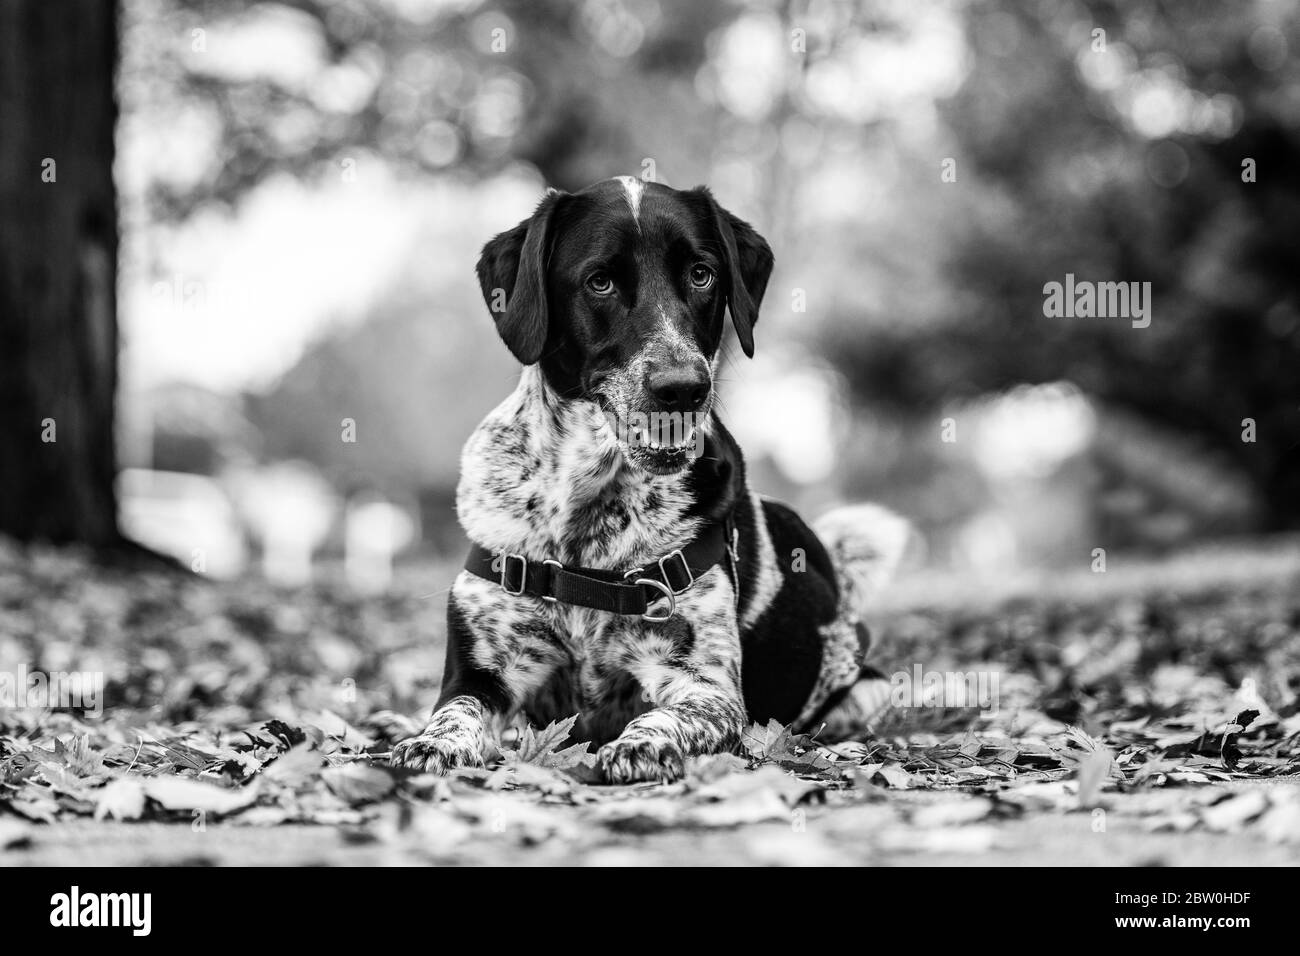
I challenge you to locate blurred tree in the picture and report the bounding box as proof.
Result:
[0,0,122,547]
[0,0,735,548]
[823,0,1300,530]
[126,0,737,220]
[15,0,1290,552]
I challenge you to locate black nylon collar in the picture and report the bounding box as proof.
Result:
[464,517,735,620]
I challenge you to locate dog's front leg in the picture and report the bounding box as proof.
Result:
[391,578,559,774]
[597,692,746,784]
[598,572,746,784]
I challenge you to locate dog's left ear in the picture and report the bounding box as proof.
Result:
[698,188,774,358]
[475,189,565,365]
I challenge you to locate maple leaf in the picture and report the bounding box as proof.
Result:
[510,715,597,770]
[739,721,837,776]
[541,741,597,770]
[740,719,794,761]
[516,715,576,762]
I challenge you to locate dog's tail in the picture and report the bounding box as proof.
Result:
[807,503,911,739]
[812,503,911,621]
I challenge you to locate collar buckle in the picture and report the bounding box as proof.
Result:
[499,553,528,595]
[657,548,694,594]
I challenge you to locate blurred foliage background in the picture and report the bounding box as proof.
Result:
[112,0,1300,586]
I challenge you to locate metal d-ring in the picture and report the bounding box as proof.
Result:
[634,577,676,622]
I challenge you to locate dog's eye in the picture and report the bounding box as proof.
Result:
[587,273,615,296]
[689,264,715,290]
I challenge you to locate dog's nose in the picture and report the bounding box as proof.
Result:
[646,364,710,412]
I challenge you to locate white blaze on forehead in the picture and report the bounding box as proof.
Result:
[614,175,644,223]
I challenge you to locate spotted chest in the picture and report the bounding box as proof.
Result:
[450,368,738,743]
[456,367,703,567]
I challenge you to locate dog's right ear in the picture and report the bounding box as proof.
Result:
[475,190,564,365]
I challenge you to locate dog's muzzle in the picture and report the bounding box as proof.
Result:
[645,360,710,414]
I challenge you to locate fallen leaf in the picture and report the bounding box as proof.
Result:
[695,765,817,806]
[515,715,579,764]
[487,760,575,794]
[142,776,259,816]
[302,710,376,749]
[261,744,326,786]
[741,719,794,761]
[1076,748,1114,806]
[872,764,914,789]
[94,777,146,821]
[507,716,598,770]
[685,753,750,783]
[322,763,396,804]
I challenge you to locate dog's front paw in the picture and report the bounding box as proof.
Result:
[390,732,482,774]
[597,736,685,785]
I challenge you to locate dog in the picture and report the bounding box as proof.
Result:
[390,177,908,784]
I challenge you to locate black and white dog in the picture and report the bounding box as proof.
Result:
[391,177,908,784]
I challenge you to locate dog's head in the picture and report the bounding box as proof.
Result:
[476,177,773,474]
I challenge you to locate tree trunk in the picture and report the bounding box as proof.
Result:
[0,0,120,546]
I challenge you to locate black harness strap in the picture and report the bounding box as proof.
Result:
[464,519,733,619]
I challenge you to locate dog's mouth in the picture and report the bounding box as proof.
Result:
[594,398,704,475]
[625,421,699,474]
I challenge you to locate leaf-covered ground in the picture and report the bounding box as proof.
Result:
[2,537,1299,866]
